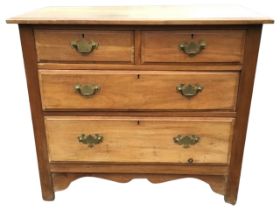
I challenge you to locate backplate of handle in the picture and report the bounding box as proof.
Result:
[179,40,206,56]
[71,38,98,55]
[78,134,103,148]
[173,134,200,148]
[74,84,100,97]
[176,84,203,98]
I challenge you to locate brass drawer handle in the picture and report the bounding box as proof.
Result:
[179,40,206,56]
[78,134,103,148]
[74,84,100,97]
[71,37,98,55]
[174,135,200,148]
[176,84,203,98]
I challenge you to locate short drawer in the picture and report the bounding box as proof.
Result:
[39,70,239,111]
[34,29,134,63]
[45,116,234,164]
[141,30,245,63]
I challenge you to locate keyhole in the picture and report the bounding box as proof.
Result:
[137,120,140,125]
[137,74,140,79]
[81,33,85,38]
[191,33,194,39]
[187,158,194,164]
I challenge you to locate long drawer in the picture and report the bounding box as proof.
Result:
[45,116,234,164]
[39,70,239,111]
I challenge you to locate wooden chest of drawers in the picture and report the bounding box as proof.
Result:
[7,6,273,204]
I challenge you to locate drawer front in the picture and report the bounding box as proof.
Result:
[142,30,245,63]
[34,29,134,63]
[39,70,239,111]
[45,116,234,164]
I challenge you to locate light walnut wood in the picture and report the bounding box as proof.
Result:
[50,163,229,175]
[9,6,272,204]
[134,30,141,65]
[142,30,245,63]
[35,29,134,63]
[52,173,226,195]
[44,111,236,118]
[45,116,234,164]
[19,25,55,201]
[225,25,262,205]
[38,63,242,71]
[6,6,274,25]
[39,70,239,111]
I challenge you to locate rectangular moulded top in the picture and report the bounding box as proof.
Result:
[6,5,274,25]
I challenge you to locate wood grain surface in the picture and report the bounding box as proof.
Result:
[39,70,239,111]
[52,173,227,195]
[49,162,229,175]
[35,29,134,63]
[142,30,245,63]
[19,25,54,200]
[38,63,242,71]
[225,25,262,205]
[6,6,274,25]
[45,116,234,164]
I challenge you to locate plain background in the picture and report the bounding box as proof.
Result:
[0,0,279,209]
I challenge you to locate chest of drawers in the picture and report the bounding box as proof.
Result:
[7,6,273,204]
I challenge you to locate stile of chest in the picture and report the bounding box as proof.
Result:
[6,6,273,204]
